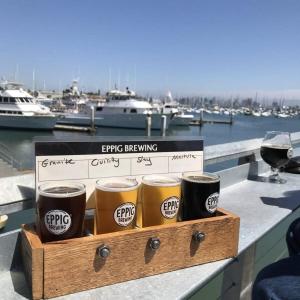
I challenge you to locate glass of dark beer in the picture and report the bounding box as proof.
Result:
[260,131,293,184]
[37,182,86,243]
[181,171,220,220]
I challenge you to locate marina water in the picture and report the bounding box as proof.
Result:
[2,113,300,170]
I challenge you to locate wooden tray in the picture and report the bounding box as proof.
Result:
[21,208,240,299]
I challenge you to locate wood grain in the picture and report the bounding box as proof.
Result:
[21,224,44,300]
[21,209,239,299]
[40,209,239,298]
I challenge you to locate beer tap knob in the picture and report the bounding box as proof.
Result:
[97,245,111,258]
[149,237,161,250]
[192,231,205,243]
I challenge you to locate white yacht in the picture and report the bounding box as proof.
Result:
[252,110,262,117]
[34,91,54,108]
[161,102,194,126]
[159,91,194,126]
[261,111,272,117]
[277,112,290,118]
[57,88,170,130]
[0,81,57,130]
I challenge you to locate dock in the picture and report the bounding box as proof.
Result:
[54,124,96,133]
[189,119,233,126]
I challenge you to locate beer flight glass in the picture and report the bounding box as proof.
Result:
[260,131,293,184]
[37,172,221,241]
[95,177,139,234]
[37,182,86,243]
[139,175,181,227]
[181,171,220,220]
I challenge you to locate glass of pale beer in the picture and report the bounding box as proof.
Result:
[139,175,181,227]
[95,177,139,234]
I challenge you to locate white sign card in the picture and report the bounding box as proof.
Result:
[35,137,203,208]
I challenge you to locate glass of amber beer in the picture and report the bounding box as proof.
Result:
[37,182,86,243]
[181,171,220,220]
[95,177,139,234]
[140,175,181,227]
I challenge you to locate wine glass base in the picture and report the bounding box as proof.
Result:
[268,175,287,184]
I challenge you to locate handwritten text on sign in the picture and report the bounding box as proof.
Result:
[35,139,204,203]
[37,151,202,181]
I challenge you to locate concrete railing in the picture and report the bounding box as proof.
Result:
[0,143,22,170]
[205,131,300,165]
[1,131,300,215]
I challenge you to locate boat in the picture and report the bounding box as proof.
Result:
[34,91,54,108]
[252,110,262,117]
[277,112,290,118]
[0,81,57,130]
[160,102,194,126]
[212,110,220,115]
[261,111,272,117]
[170,113,194,126]
[204,109,212,114]
[160,91,194,126]
[56,88,170,130]
[243,108,252,116]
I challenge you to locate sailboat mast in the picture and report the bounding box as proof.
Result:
[134,64,136,91]
[108,68,111,91]
[32,69,35,93]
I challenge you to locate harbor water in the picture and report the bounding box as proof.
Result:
[1,113,300,170]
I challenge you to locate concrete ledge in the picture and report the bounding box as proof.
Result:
[1,169,300,299]
[0,142,300,299]
[0,173,34,206]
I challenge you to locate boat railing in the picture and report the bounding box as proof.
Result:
[0,142,22,171]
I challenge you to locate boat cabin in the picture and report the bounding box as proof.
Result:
[0,96,34,104]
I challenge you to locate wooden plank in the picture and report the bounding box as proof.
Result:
[42,210,239,298]
[21,224,44,300]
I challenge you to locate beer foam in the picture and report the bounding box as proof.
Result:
[261,143,291,149]
[142,175,181,187]
[38,182,86,198]
[96,178,138,192]
[45,186,80,194]
[105,182,133,189]
[182,171,219,184]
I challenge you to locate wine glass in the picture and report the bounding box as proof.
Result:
[260,131,293,183]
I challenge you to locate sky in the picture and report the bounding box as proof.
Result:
[1,0,300,99]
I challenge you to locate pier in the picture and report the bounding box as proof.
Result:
[189,119,233,126]
[54,124,96,133]
[189,109,234,126]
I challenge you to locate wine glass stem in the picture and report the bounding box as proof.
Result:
[271,167,279,179]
